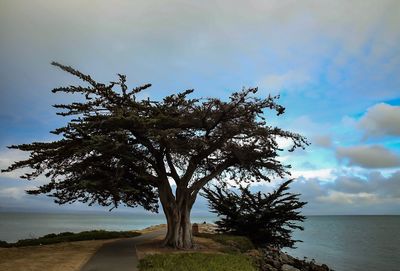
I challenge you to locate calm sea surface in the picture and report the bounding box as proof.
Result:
[284,216,400,271]
[1,213,399,271]
[0,212,215,242]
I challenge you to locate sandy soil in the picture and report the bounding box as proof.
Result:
[0,239,113,271]
[137,224,167,234]
[138,223,217,235]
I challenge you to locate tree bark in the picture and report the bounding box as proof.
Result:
[159,184,194,249]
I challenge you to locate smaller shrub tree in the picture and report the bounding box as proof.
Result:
[202,179,306,249]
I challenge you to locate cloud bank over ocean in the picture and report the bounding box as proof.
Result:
[0,0,399,214]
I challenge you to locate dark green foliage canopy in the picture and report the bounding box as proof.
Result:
[202,180,307,249]
[2,62,308,213]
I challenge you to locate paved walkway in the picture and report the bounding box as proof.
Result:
[80,230,165,271]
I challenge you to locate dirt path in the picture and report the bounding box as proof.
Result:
[79,230,165,271]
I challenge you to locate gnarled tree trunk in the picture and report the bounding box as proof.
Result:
[158,183,194,249]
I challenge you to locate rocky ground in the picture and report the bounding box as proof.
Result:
[247,247,332,271]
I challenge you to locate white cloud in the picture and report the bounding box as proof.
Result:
[257,70,312,94]
[336,145,400,168]
[359,103,400,138]
[276,136,295,149]
[0,186,32,200]
[0,149,29,179]
[317,191,381,205]
[291,168,334,180]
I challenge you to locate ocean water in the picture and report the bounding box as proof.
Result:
[284,216,400,271]
[0,212,215,243]
[1,213,399,271]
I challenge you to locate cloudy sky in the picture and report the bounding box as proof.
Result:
[0,0,399,215]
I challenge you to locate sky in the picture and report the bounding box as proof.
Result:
[0,0,399,215]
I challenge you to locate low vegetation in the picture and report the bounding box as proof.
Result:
[137,230,257,271]
[195,233,254,253]
[0,230,140,247]
[139,253,257,271]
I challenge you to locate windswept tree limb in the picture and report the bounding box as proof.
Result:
[2,62,309,248]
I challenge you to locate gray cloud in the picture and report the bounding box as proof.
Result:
[359,103,400,138]
[336,145,400,168]
[328,175,374,194]
[253,179,394,215]
[1,0,400,118]
[317,171,400,207]
[327,171,400,199]
[313,135,333,148]
[206,170,398,214]
[287,170,400,214]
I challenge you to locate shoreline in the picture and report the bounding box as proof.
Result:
[0,224,332,271]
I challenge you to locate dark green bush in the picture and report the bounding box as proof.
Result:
[0,230,141,247]
[202,179,306,249]
[0,240,9,248]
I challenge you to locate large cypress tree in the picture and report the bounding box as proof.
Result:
[2,62,308,248]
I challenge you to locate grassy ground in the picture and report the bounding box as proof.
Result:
[0,230,141,247]
[139,253,257,271]
[195,233,254,252]
[137,226,257,271]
